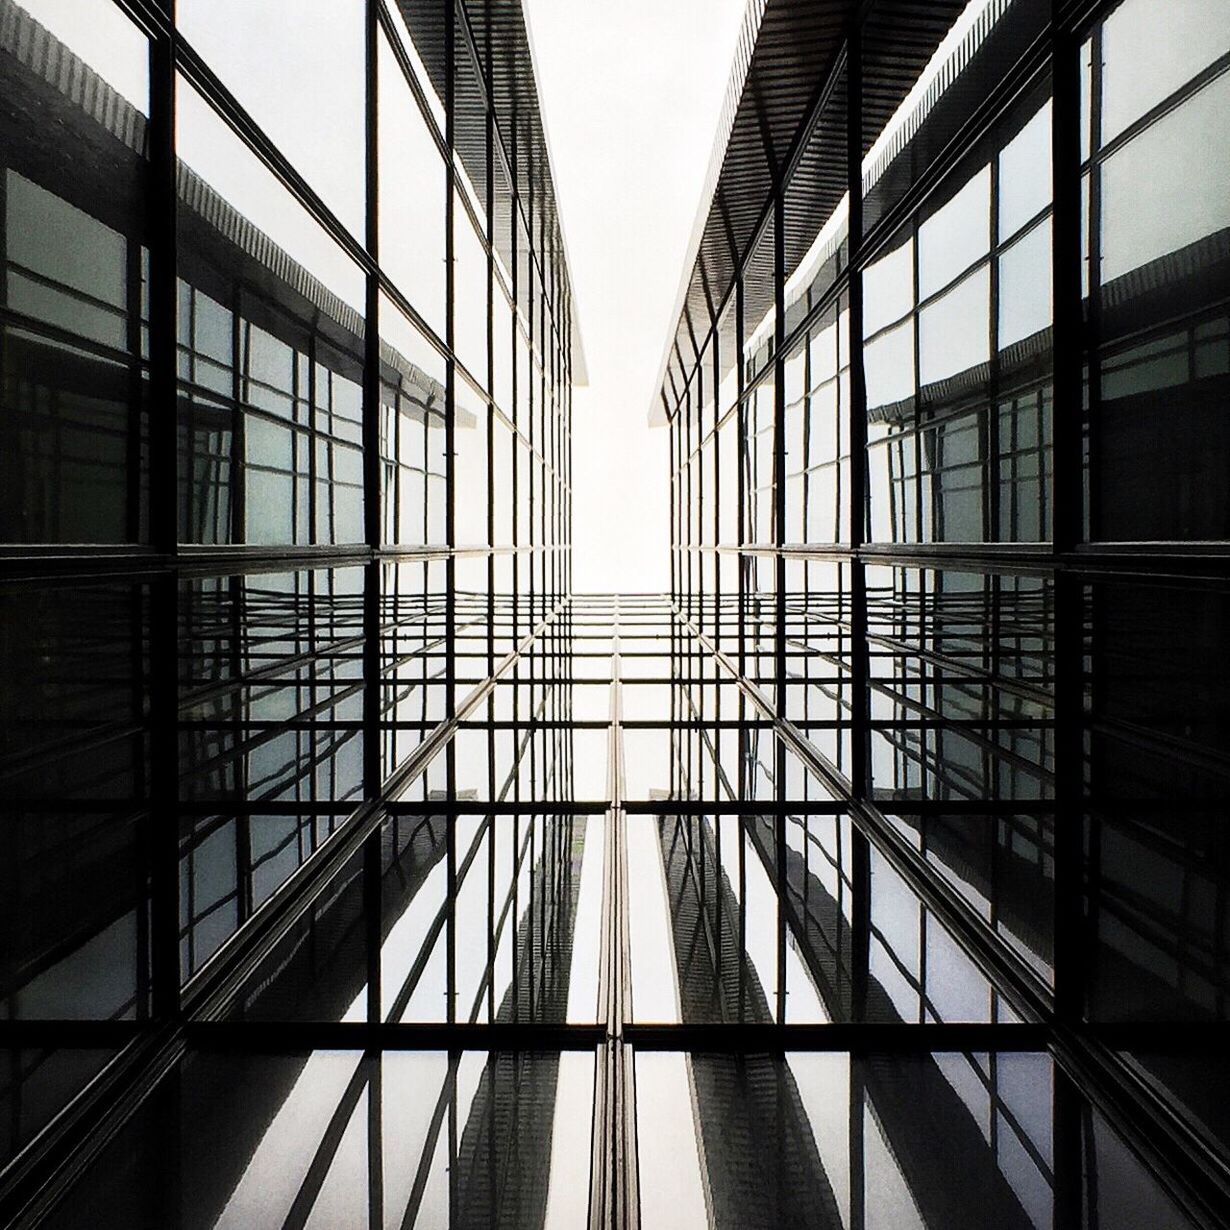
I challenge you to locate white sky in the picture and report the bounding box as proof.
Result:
[524,0,750,594]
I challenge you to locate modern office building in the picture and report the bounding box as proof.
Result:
[0,0,1228,1227]
[660,0,1230,1225]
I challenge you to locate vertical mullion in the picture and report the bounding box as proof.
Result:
[510,133,520,646]
[362,0,384,1029]
[845,19,872,1025]
[713,333,722,646]
[478,27,498,1028]
[1083,23,1103,548]
[697,370,704,633]
[125,200,144,544]
[146,6,185,1214]
[689,388,696,619]
[367,1056,383,1230]
[1050,4,1085,1028]
[148,0,181,1024]
[911,214,922,547]
[675,410,680,602]
[484,79,499,1024]
[232,308,247,545]
[444,0,458,1027]
[773,186,788,1024]
[735,275,748,804]
[987,150,1002,544]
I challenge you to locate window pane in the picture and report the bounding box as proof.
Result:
[0,0,150,544]
[863,236,914,337]
[176,78,366,545]
[177,79,366,312]
[865,320,915,411]
[178,0,366,236]
[998,100,1051,241]
[379,292,447,547]
[378,33,447,339]
[919,266,990,387]
[918,165,990,300]
[454,195,489,382]
[1100,71,1230,284]
[0,580,151,1019]
[1101,0,1230,143]
[999,219,1052,350]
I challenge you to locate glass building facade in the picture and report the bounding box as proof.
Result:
[661,0,1230,1226]
[1,0,1229,1227]
[1,0,586,1224]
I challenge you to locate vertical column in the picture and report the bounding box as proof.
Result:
[485,92,496,682]
[148,0,181,1024]
[849,1052,867,1230]
[525,145,535,630]
[480,50,499,1029]
[1051,47,1109,1230]
[712,323,725,974]
[701,390,707,620]
[713,329,723,645]
[366,1053,384,1228]
[674,413,683,605]
[362,0,384,1030]
[507,106,522,1022]
[146,9,184,1220]
[444,0,458,1027]
[772,188,788,1022]
[986,140,1003,545]
[684,386,692,622]
[1051,1062,1085,1230]
[510,123,520,644]
[735,276,749,799]
[1050,1,1085,1029]
[844,21,872,1020]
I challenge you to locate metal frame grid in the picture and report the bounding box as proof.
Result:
[0,0,579,1222]
[663,0,1230,1227]
[0,0,1228,1227]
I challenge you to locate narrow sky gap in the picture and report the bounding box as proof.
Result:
[3,0,1228,1226]
[524,0,748,593]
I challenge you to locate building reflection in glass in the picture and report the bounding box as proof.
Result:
[2,0,1230,1227]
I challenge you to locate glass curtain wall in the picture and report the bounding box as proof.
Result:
[0,0,578,1222]
[7,591,1213,1230]
[664,0,1230,1227]
[3,0,1230,1226]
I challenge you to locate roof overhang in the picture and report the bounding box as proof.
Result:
[648,0,975,425]
[398,0,588,387]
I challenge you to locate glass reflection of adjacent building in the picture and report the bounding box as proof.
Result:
[2,0,1230,1228]
[2,0,586,1222]
[660,0,1230,1226]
